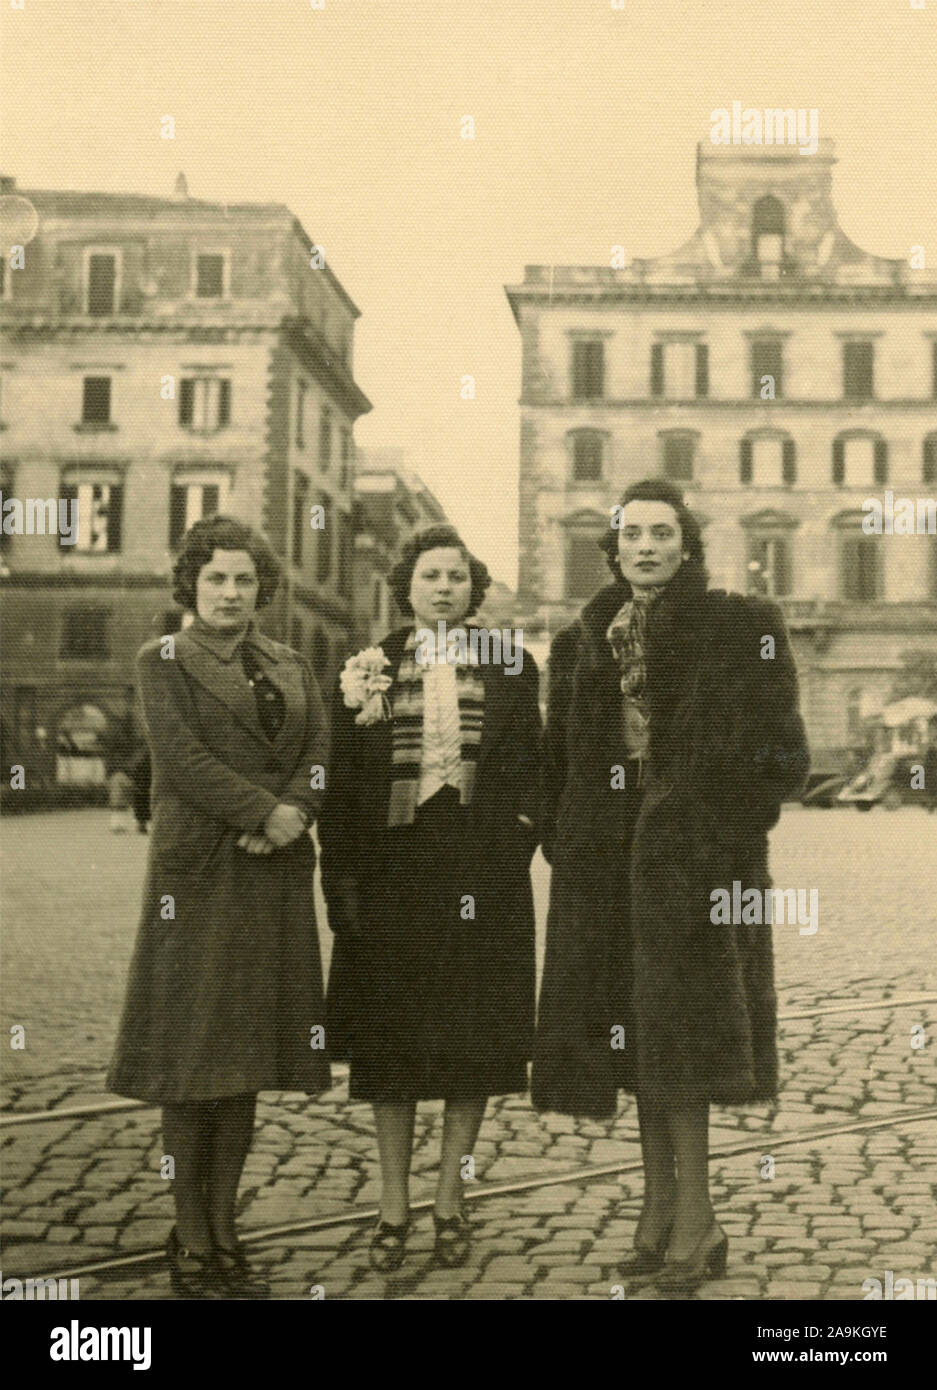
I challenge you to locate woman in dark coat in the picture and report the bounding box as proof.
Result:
[319,524,541,1272]
[532,478,808,1292]
[108,515,331,1298]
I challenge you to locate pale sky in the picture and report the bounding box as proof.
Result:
[2,0,935,584]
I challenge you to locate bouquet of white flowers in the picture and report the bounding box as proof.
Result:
[339,646,392,725]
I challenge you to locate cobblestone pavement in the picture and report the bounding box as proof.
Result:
[2,806,935,1300]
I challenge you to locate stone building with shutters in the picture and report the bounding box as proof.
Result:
[505,140,937,766]
[0,174,371,799]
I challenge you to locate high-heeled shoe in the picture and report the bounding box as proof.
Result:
[656,1221,728,1293]
[165,1227,223,1299]
[620,1219,674,1276]
[369,1217,410,1273]
[213,1240,271,1299]
[433,1208,472,1269]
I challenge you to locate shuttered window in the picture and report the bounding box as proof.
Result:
[61,481,123,552]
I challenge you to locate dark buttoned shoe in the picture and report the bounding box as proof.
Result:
[433,1209,472,1269]
[166,1227,224,1300]
[213,1242,271,1299]
[369,1218,410,1273]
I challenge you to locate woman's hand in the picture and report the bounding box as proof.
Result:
[517,814,534,829]
[237,832,276,855]
[264,802,308,847]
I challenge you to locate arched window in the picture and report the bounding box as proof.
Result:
[832,432,888,488]
[740,433,796,487]
[924,433,937,485]
[752,196,786,278]
[568,429,605,483]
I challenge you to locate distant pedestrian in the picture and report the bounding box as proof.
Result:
[107,515,331,1299]
[319,524,541,1273]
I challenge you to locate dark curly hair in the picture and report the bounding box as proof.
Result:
[598,477,708,583]
[172,514,281,611]
[390,523,491,619]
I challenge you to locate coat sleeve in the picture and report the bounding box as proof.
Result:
[700,597,810,839]
[316,674,361,917]
[277,655,330,825]
[540,624,580,865]
[136,642,279,833]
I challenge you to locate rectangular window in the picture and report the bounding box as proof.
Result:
[319,406,332,467]
[748,535,792,597]
[650,342,707,400]
[572,433,603,482]
[337,511,352,597]
[751,340,784,398]
[566,531,607,600]
[316,494,333,582]
[178,377,230,431]
[292,471,309,566]
[87,253,117,316]
[61,481,123,552]
[82,377,112,425]
[571,341,605,400]
[61,608,110,659]
[661,434,694,482]
[196,254,226,298]
[169,480,222,549]
[841,536,881,600]
[843,341,875,400]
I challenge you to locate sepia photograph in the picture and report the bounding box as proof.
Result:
[1,0,935,1354]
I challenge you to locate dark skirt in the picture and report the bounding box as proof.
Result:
[328,786,531,1103]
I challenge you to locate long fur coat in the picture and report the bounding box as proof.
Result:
[532,563,809,1118]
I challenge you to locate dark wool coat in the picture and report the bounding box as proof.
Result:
[318,626,542,1092]
[532,565,809,1118]
[107,623,332,1104]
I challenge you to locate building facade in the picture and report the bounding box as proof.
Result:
[0,175,371,797]
[505,141,937,765]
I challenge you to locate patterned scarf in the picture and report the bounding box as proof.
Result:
[606,585,665,776]
[387,630,486,827]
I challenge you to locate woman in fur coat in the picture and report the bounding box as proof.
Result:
[532,478,808,1292]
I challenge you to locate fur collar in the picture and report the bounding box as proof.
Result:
[578,563,709,663]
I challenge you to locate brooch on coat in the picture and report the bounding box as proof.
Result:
[339,647,392,725]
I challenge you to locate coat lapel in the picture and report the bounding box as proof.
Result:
[175,629,269,746]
